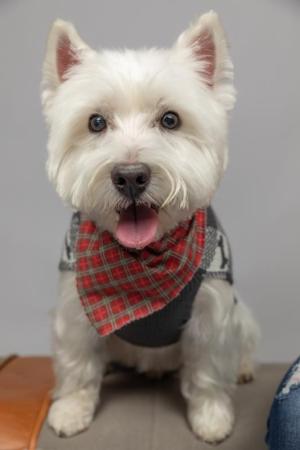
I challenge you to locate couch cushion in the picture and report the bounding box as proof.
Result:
[38,364,287,450]
[0,355,54,450]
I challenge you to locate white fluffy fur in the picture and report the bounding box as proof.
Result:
[42,11,259,443]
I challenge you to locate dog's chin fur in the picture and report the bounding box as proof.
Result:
[43,12,260,444]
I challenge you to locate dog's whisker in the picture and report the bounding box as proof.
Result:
[158,166,176,207]
[143,192,159,208]
[179,180,189,209]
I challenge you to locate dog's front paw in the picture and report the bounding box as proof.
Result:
[237,357,255,384]
[48,390,97,437]
[188,394,234,444]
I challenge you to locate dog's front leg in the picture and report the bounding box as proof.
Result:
[181,279,240,444]
[48,272,107,437]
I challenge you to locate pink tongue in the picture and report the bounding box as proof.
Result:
[116,204,158,249]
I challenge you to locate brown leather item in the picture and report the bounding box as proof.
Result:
[0,355,54,450]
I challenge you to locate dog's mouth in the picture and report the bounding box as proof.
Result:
[115,203,159,249]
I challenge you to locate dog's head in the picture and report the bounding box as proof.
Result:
[42,11,235,249]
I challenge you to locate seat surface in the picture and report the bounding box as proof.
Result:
[38,363,287,450]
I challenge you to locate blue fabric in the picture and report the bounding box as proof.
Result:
[266,356,300,450]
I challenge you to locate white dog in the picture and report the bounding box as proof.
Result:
[42,11,259,444]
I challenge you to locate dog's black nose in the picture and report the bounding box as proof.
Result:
[111,163,151,199]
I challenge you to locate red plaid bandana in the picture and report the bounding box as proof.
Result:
[75,209,206,336]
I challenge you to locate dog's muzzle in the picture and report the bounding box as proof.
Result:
[111,163,151,199]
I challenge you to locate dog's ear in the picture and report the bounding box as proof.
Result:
[42,19,92,113]
[175,11,235,109]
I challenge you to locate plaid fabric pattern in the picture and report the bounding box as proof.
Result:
[75,210,206,336]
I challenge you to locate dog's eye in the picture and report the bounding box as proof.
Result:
[88,114,107,133]
[160,111,180,130]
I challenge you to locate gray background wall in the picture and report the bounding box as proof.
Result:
[0,0,299,362]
